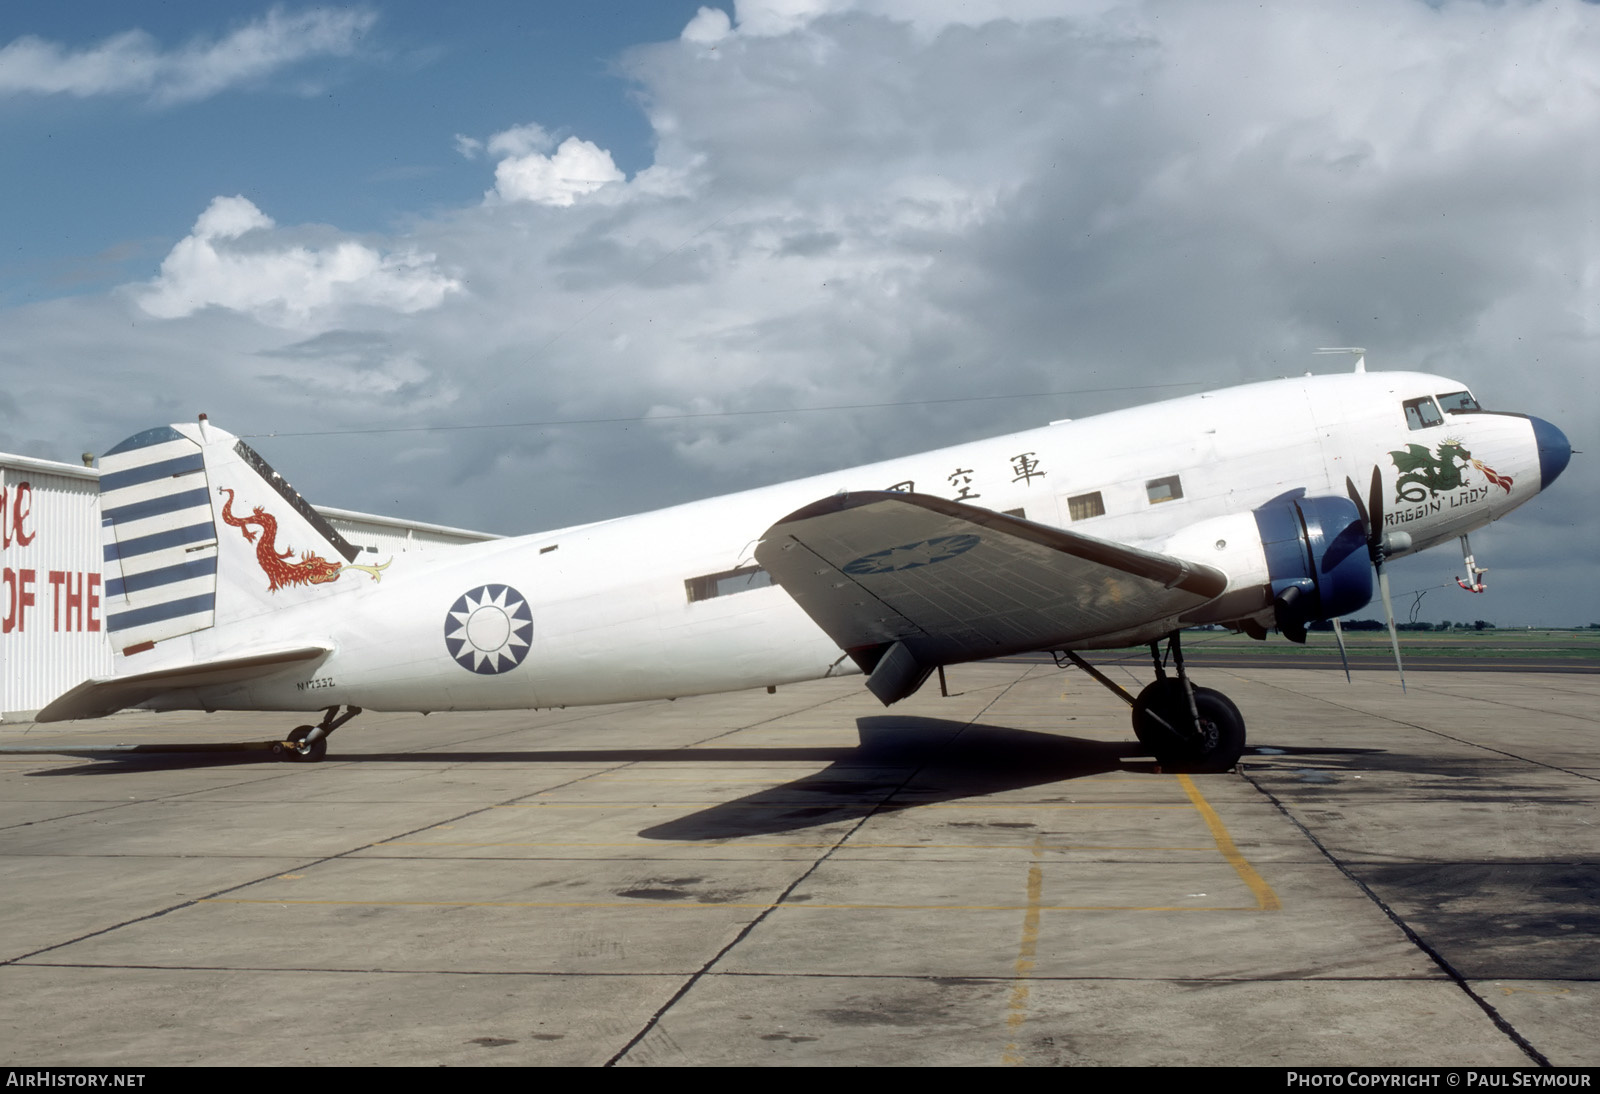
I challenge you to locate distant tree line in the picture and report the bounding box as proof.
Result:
[1308,619,1497,632]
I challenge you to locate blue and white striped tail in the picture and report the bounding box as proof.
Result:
[99,425,218,652]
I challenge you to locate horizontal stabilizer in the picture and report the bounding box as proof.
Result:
[35,646,331,723]
[755,491,1227,685]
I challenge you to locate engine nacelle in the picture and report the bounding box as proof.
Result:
[1253,493,1372,637]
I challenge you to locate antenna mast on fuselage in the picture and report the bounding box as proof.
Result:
[1315,346,1367,373]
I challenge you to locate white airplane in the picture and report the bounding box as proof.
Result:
[39,364,1571,772]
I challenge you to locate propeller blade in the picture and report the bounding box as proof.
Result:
[1368,465,1385,547]
[1376,563,1407,694]
[1330,617,1352,683]
[1346,475,1370,533]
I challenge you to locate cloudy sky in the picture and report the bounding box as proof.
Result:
[1,0,1595,626]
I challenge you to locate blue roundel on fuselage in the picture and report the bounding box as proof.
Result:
[843,533,981,575]
[444,584,533,675]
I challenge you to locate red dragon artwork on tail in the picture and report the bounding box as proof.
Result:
[219,487,389,593]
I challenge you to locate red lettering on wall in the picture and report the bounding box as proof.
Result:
[1,482,105,635]
[65,571,84,632]
[37,569,102,632]
[49,570,65,630]
[14,568,34,632]
[1,567,45,632]
[1,482,35,548]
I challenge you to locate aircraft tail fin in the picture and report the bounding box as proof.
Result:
[99,425,221,654]
[99,418,380,658]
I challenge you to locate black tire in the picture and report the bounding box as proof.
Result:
[1131,681,1245,773]
[284,725,328,763]
[1131,678,1184,750]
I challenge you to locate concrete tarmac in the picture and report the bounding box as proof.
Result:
[1,662,1596,1067]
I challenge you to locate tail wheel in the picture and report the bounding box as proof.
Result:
[284,725,328,763]
[1132,680,1245,773]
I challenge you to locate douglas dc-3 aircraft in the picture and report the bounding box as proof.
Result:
[39,363,1571,772]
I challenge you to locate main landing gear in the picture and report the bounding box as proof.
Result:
[273,705,361,763]
[1056,632,1246,773]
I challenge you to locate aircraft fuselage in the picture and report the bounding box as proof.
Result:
[114,370,1566,716]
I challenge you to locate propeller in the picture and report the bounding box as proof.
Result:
[1345,466,1407,694]
[1330,616,1351,683]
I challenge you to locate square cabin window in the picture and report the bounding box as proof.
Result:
[1145,476,1183,504]
[1403,396,1444,430]
[1067,492,1105,521]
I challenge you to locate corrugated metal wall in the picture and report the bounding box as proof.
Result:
[1,456,109,721]
[1,453,499,720]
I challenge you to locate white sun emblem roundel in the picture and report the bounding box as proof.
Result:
[444,584,532,675]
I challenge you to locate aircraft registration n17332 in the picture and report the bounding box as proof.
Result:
[40,365,1571,771]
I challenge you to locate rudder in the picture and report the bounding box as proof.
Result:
[99,418,383,658]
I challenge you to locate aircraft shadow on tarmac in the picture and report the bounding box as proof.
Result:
[639,715,1140,840]
[23,717,1141,828]
[23,714,1390,805]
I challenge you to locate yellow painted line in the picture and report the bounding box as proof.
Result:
[202,897,1257,912]
[1498,986,1572,996]
[1177,773,1281,912]
[1002,838,1044,1066]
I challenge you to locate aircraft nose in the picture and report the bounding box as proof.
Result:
[1530,416,1572,490]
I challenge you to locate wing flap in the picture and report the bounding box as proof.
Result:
[35,646,332,722]
[754,491,1227,670]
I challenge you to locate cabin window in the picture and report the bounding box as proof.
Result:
[1002,507,1025,519]
[1067,492,1105,521]
[685,565,773,603]
[1436,390,1480,414]
[1403,396,1444,430]
[1145,477,1183,505]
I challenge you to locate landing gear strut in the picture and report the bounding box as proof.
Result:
[276,705,361,763]
[1056,632,1245,773]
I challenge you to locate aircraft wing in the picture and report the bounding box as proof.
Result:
[754,491,1227,703]
[34,646,332,722]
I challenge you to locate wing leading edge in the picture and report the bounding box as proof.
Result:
[754,491,1227,704]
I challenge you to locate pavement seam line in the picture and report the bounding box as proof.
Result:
[1238,767,1553,1069]
[1221,670,1600,785]
[603,662,1043,1067]
[1,690,859,970]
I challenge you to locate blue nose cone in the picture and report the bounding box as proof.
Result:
[1530,416,1571,490]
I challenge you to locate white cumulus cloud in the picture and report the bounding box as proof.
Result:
[486,122,554,158]
[137,195,460,327]
[488,133,626,206]
[682,7,733,45]
[0,6,376,105]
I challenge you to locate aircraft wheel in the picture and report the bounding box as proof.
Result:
[284,725,328,763]
[1132,681,1245,773]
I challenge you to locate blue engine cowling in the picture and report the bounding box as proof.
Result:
[1253,493,1372,637]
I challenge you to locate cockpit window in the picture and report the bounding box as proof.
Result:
[1403,396,1444,430]
[1436,390,1481,414]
